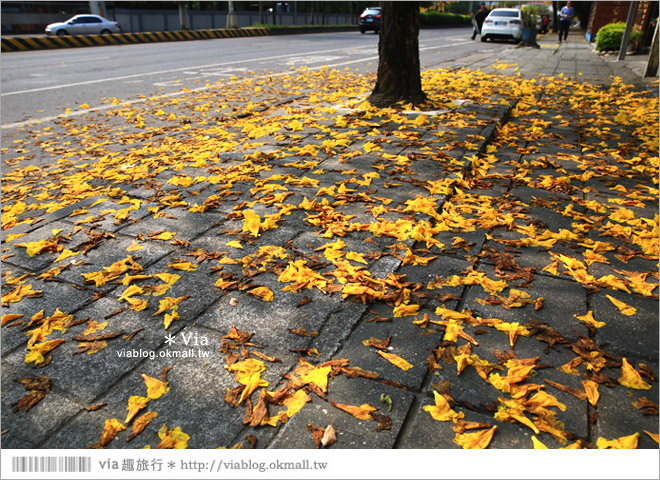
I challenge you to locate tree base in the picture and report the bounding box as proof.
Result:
[367,91,429,109]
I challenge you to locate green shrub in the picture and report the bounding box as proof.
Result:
[446,2,470,14]
[252,23,351,28]
[419,11,471,26]
[595,22,626,51]
[629,30,643,44]
[521,4,547,29]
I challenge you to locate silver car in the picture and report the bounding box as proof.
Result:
[45,15,121,36]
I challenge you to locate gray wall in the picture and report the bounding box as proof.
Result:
[2,9,356,34]
[114,10,356,33]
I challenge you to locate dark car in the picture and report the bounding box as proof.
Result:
[359,7,381,34]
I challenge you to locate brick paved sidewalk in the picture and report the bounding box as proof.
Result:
[1,31,657,452]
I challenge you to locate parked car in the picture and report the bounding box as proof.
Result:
[359,7,381,34]
[480,8,522,43]
[45,15,121,36]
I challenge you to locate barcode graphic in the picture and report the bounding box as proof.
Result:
[11,456,91,473]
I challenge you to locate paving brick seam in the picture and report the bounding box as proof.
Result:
[256,92,525,448]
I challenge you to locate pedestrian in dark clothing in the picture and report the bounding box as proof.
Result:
[558,1,574,43]
[472,3,489,40]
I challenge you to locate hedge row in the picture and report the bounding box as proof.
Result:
[419,11,471,26]
[595,22,625,51]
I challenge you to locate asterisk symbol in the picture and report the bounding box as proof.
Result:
[164,334,176,345]
[168,461,176,469]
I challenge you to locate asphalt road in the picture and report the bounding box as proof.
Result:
[1,27,514,128]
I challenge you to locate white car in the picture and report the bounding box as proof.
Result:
[45,15,121,36]
[480,8,522,43]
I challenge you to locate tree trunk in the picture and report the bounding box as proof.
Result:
[226,0,238,28]
[644,19,659,77]
[368,2,427,108]
[178,2,189,31]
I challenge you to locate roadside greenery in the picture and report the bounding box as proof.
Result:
[419,11,471,26]
[251,23,352,29]
[595,22,626,51]
[520,4,547,29]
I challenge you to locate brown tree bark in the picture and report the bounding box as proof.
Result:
[368,2,427,108]
[644,18,659,77]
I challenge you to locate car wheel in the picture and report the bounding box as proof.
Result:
[360,29,365,34]
[374,29,379,34]
[56,30,67,36]
[481,36,487,42]
[100,29,112,35]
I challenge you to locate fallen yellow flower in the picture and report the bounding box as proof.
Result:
[248,286,274,302]
[156,425,190,449]
[597,432,640,449]
[423,391,464,422]
[125,395,150,424]
[618,358,651,390]
[377,350,413,371]
[331,401,378,420]
[454,426,497,449]
[606,294,637,316]
[574,311,605,328]
[142,374,170,400]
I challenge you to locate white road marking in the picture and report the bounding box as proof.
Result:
[153,80,184,87]
[2,44,390,97]
[14,55,111,69]
[420,40,473,52]
[280,55,344,65]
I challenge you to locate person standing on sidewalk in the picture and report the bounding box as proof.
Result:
[558,1,574,43]
[472,3,489,40]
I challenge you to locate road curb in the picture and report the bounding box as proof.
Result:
[0,27,270,52]
[0,25,467,53]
